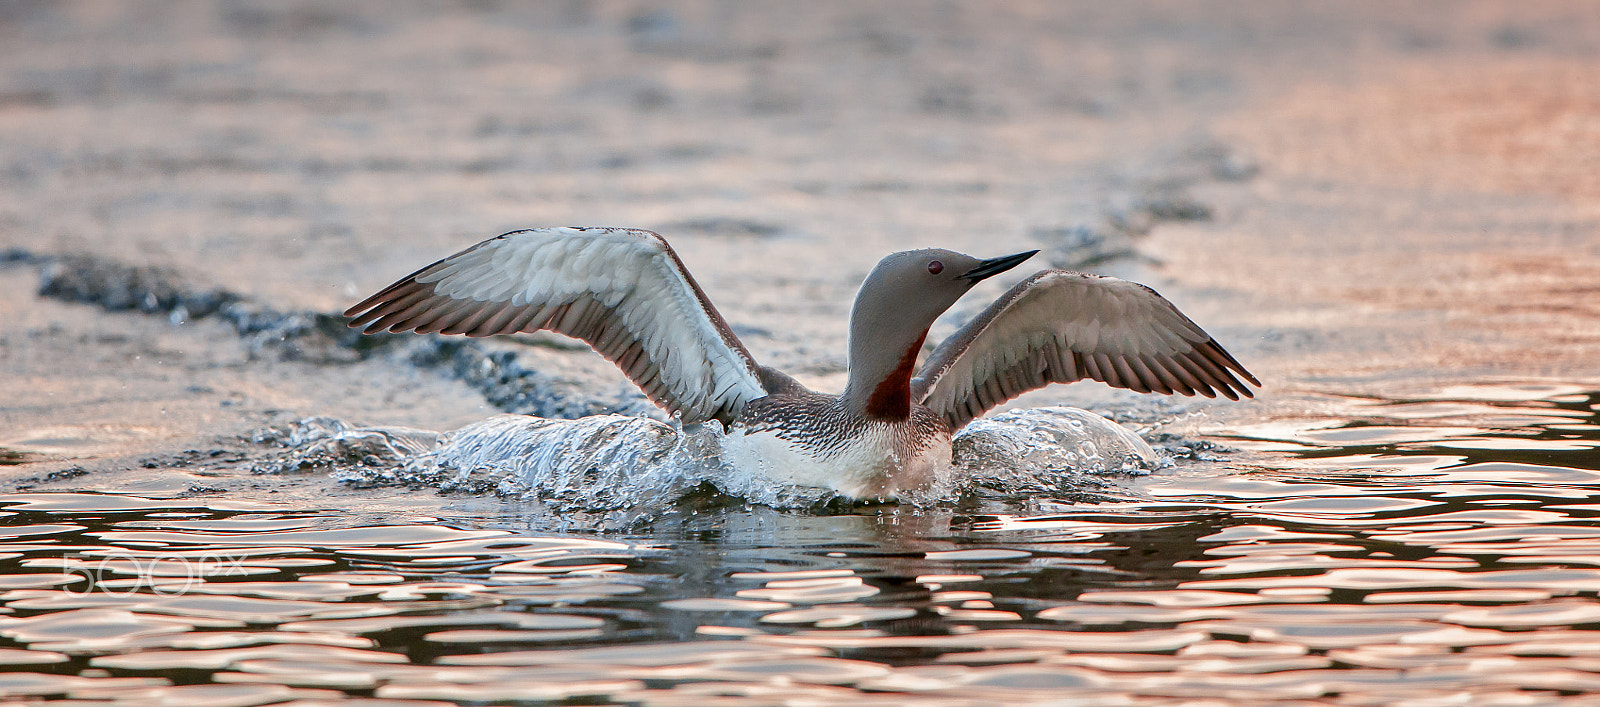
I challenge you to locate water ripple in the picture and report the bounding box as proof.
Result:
[0,383,1597,703]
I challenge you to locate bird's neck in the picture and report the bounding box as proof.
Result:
[844,329,927,420]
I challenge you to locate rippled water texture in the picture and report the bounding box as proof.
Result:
[0,382,1596,704]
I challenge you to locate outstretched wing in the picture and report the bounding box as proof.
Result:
[912,270,1260,431]
[344,227,768,425]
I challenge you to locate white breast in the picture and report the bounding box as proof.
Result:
[719,423,954,501]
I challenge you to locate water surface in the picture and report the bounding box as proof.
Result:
[2,381,1598,704]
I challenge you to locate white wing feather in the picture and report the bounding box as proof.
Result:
[346,227,768,425]
[913,270,1259,431]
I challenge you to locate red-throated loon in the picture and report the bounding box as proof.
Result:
[344,227,1259,499]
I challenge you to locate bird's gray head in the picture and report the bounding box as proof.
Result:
[844,247,1037,414]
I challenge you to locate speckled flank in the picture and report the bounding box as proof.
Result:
[739,390,951,460]
[730,389,953,497]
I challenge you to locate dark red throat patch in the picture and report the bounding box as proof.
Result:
[864,331,927,420]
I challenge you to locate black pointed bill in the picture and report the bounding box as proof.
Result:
[957,249,1039,282]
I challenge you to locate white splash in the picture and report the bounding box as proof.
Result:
[953,407,1167,498]
[279,406,1166,511]
[418,413,716,509]
[957,407,1161,474]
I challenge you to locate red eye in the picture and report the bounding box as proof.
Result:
[928,260,944,275]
